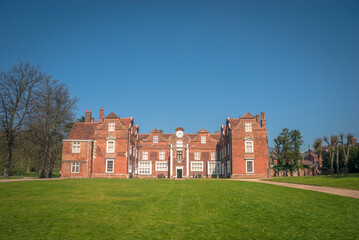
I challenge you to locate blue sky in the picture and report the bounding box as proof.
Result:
[0,0,358,150]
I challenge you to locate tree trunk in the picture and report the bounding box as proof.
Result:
[39,145,49,178]
[298,169,301,176]
[330,150,334,174]
[336,145,339,174]
[3,137,14,178]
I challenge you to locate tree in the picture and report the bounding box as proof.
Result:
[29,78,77,178]
[273,128,303,176]
[340,134,355,173]
[0,62,44,178]
[323,135,338,174]
[313,138,323,175]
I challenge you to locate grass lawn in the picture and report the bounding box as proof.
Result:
[1,179,359,239]
[266,173,359,190]
[0,168,61,179]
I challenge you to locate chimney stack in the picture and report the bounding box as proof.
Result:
[99,107,104,123]
[255,115,260,124]
[85,109,92,122]
[260,112,266,128]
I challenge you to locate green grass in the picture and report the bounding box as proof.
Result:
[266,173,359,190]
[1,179,359,240]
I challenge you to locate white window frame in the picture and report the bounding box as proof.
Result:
[130,145,132,155]
[246,160,254,173]
[245,140,253,153]
[71,162,80,173]
[106,159,114,173]
[138,161,152,175]
[201,136,206,144]
[191,161,203,171]
[72,142,81,153]
[211,151,217,160]
[245,122,252,132]
[155,161,168,171]
[194,151,200,160]
[153,136,159,143]
[159,151,165,160]
[106,140,115,153]
[108,122,115,132]
[142,151,148,160]
[208,161,221,174]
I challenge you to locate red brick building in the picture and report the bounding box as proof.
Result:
[61,108,269,179]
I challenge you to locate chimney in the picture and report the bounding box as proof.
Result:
[99,107,104,123]
[260,112,266,128]
[85,109,92,122]
[255,115,260,124]
[215,131,219,134]
[91,117,94,123]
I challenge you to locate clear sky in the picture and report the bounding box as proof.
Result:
[0,0,358,150]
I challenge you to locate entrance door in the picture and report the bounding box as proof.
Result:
[177,169,182,178]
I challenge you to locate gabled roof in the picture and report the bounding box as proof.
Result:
[198,128,208,133]
[67,122,97,140]
[241,112,254,119]
[106,112,118,119]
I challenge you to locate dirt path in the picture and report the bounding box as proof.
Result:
[0,177,60,183]
[234,178,359,199]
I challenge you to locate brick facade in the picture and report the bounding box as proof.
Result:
[61,108,269,179]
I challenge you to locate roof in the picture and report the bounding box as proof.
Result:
[210,134,220,141]
[120,118,132,127]
[67,122,97,140]
[106,112,118,119]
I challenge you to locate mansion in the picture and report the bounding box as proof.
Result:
[61,107,269,179]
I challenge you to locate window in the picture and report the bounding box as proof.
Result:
[191,161,203,171]
[139,161,152,175]
[245,141,253,153]
[153,136,158,143]
[227,161,231,174]
[245,122,252,132]
[194,151,200,160]
[177,151,183,160]
[106,140,115,153]
[159,151,165,160]
[72,142,81,153]
[211,151,217,160]
[201,136,206,144]
[142,151,148,160]
[71,162,80,173]
[156,162,168,171]
[108,122,115,132]
[106,159,114,173]
[176,140,183,147]
[246,160,254,173]
[129,145,132,155]
[208,161,221,174]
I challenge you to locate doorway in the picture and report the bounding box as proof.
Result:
[177,168,183,178]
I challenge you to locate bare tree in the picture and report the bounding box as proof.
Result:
[313,138,323,176]
[323,135,338,174]
[29,78,77,178]
[0,62,43,178]
[340,134,355,174]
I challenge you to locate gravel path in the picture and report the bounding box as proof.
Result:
[234,178,359,199]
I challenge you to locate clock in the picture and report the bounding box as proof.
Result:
[176,130,184,138]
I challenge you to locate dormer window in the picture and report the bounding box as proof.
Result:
[153,136,158,143]
[108,122,115,132]
[245,122,252,132]
[201,136,206,144]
